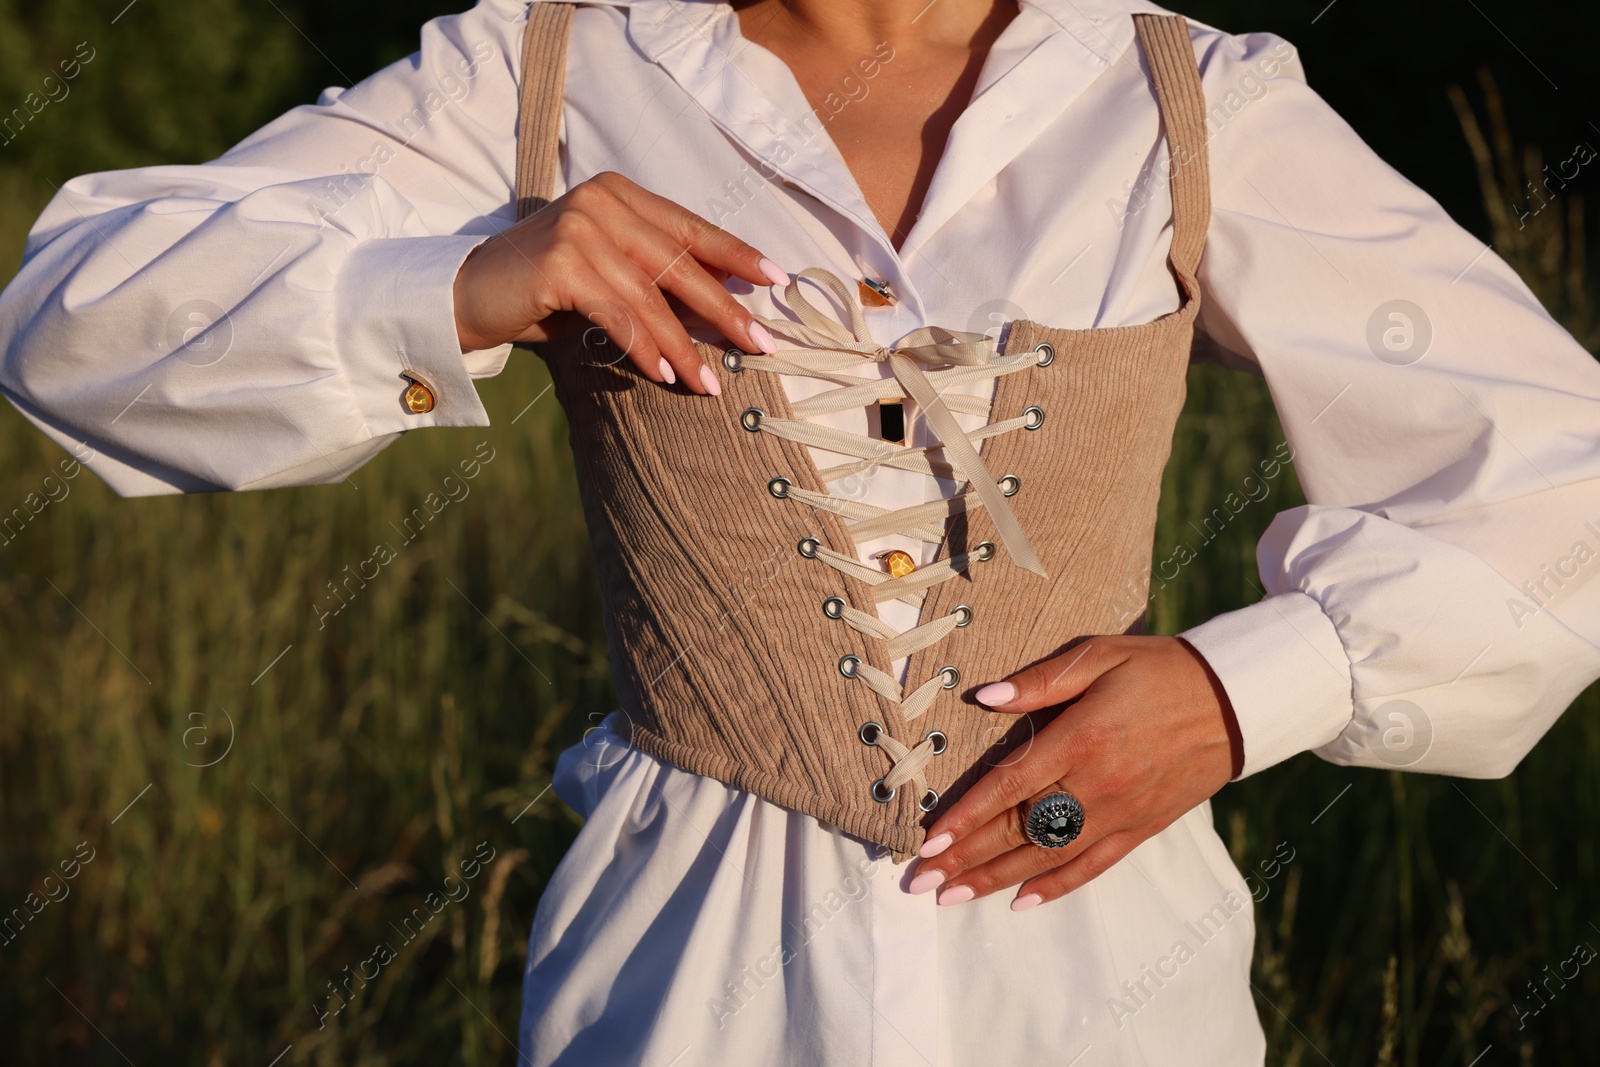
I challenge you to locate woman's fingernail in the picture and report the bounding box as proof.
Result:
[907,869,945,895]
[658,358,676,385]
[758,257,790,287]
[699,363,722,397]
[1011,893,1043,912]
[920,833,953,858]
[974,682,1016,707]
[937,884,975,906]
[748,321,777,354]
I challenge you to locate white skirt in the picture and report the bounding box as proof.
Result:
[518,711,1266,1066]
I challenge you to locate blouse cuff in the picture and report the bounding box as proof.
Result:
[335,234,498,436]
[1178,592,1354,780]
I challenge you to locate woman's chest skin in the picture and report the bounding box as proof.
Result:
[735,10,1016,252]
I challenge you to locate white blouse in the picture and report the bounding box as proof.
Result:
[3,0,1600,1062]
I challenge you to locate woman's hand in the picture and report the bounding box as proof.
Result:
[452,171,787,395]
[909,635,1244,910]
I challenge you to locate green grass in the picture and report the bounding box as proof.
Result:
[0,354,604,1064]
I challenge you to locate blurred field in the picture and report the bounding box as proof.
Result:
[2,1,1599,1064]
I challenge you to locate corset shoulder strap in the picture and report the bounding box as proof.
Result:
[1131,13,1212,299]
[516,1,578,221]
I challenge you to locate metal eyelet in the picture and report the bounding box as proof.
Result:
[1023,405,1046,430]
[951,604,973,627]
[999,474,1021,497]
[838,654,862,679]
[938,665,959,689]
[723,348,745,372]
[919,788,940,813]
[974,541,996,562]
[870,779,896,803]
[1033,341,1055,367]
[740,407,764,432]
[858,721,883,746]
[924,730,948,755]
[797,536,820,558]
[768,476,792,499]
[822,596,846,619]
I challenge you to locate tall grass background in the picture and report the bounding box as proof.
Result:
[1,0,1597,1063]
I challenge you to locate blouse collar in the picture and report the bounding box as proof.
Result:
[547,0,1159,268]
[566,0,1147,68]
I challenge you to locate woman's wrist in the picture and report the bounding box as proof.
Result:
[1177,635,1244,780]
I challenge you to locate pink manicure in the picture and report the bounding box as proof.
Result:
[920,833,953,858]
[975,682,1016,707]
[758,257,790,287]
[748,321,778,354]
[907,869,945,895]
[1011,894,1043,912]
[658,358,676,385]
[937,884,975,906]
[698,363,722,397]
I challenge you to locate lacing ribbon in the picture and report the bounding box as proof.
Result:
[749,268,1047,579]
[735,267,1053,810]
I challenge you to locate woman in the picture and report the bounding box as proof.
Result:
[2,0,1598,1063]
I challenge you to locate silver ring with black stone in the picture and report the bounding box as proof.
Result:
[1024,790,1085,849]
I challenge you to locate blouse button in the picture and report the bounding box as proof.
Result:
[878,549,916,578]
[857,278,897,307]
[401,371,436,414]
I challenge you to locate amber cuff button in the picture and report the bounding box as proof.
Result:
[400,371,436,414]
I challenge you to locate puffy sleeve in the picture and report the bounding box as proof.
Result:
[1174,28,1600,779]
[0,0,532,496]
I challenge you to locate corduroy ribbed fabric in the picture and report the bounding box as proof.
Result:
[513,4,1210,860]
[514,1,574,220]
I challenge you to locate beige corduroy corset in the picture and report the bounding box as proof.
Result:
[512,4,1212,860]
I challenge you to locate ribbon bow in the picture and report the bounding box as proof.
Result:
[750,267,1047,578]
